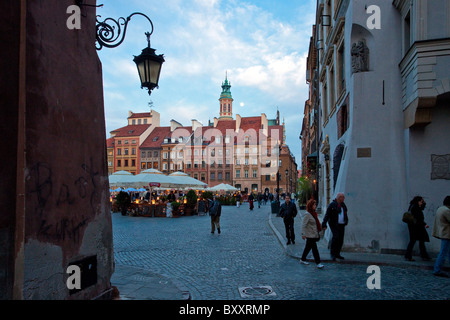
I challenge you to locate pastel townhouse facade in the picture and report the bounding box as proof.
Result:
[312,0,450,254]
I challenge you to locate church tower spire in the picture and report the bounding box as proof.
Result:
[219,72,233,120]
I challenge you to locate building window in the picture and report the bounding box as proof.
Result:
[131,159,136,167]
[253,170,257,178]
[404,11,411,54]
[124,148,129,155]
[117,148,121,156]
[201,174,205,181]
[132,148,136,155]
[117,160,121,167]
[225,172,230,180]
[218,172,223,180]
[265,174,270,181]
[322,82,328,120]
[337,98,349,138]
[141,151,146,158]
[328,64,335,112]
[124,160,129,167]
[154,151,158,157]
[236,170,240,178]
[337,41,345,96]
[163,163,168,171]
[244,170,249,178]
[210,172,215,180]
[163,152,168,159]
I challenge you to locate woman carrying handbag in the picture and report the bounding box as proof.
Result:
[405,196,431,261]
[300,199,324,269]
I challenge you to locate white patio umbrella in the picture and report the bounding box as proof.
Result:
[132,169,178,188]
[169,172,208,188]
[207,183,238,192]
[109,171,135,187]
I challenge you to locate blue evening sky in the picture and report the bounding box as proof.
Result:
[97,0,316,165]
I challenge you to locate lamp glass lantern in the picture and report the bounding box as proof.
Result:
[133,32,165,95]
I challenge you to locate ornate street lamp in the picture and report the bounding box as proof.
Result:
[133,32,165,95]
[95,12,165,95]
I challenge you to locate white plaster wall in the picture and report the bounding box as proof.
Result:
[321,0,415,252]
[406,102,450,253]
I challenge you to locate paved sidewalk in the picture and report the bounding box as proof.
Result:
[268,206,449,272]
[111,264,191,300]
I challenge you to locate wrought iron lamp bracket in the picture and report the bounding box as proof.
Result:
[95,12,154,50]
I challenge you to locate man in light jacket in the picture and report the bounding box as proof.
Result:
[432,195,450,277]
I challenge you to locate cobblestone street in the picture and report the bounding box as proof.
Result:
[111,203,450,300]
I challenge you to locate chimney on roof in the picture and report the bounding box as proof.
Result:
[128,110,133,118]
[235,114,241,132]
[192,119,203,132]
[170,119,183,132]
[261,113,268,136]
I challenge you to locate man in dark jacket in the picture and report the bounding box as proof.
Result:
[322,192,348,260]
[209,196,222,234]
[279,195,298,245]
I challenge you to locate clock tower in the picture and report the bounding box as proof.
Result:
[219,73,233,120]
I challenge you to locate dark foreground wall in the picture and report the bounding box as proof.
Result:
[1,0,114,299]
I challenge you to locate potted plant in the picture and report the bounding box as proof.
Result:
[171,201,181,215]
[184,190,198,215]
[297,176,313,210]
[115,191,131,216]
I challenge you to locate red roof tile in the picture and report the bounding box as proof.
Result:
[110,124,150,138]
[128,112,151,119]
[140,126,171,148]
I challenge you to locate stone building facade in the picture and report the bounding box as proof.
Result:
[1,0,114,299]
[307,0,450,254]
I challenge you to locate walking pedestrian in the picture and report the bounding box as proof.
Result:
[405,196,431,261]
[322,192,348,261]
[236,193,241,208]
[209,196,222,234]
[257,192,262,208]
[279,195,298,245]
[432,195,450,277]
[300,199,324,269]
[248,193,254,211]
